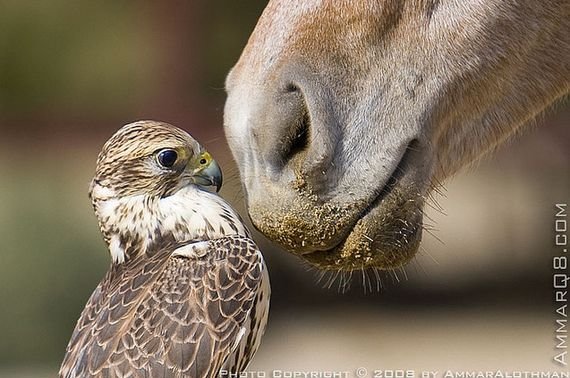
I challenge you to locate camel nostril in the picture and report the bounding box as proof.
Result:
[283,111,310,164]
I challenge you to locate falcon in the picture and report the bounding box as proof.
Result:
[60,120,270,378]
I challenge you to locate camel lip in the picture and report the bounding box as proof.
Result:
[301,139,418,257]
[357,140,416,220]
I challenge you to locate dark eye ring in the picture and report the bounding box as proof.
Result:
[157,149,178,168]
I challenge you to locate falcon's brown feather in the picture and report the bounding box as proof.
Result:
[60,235,263,378]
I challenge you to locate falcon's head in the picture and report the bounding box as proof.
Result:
[90,120,222,201]
[89,120,240,264]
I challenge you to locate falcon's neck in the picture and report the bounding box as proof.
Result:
[91,183,250,264]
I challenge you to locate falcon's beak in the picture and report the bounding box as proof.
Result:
[191,156,223,192]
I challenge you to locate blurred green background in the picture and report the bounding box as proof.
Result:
[0,1,568,376]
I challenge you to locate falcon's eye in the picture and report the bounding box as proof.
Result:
[157,149,178,168]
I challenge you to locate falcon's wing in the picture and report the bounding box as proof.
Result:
[59,235,263,378]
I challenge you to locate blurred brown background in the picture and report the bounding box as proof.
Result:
[0,1,568,376]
